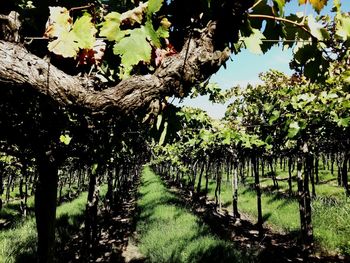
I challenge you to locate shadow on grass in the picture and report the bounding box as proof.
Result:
[54,212,87,262]
[0,193,88,263]
[136,167,247,263]
[0,202,35,230]
[262,213,271,223]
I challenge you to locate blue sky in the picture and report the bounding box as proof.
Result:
[176,0,350,119]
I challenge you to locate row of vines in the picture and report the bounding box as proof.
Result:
[151,69,350,254]
[0,119,151,261]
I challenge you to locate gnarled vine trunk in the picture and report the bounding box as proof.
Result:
[35,152,58,263]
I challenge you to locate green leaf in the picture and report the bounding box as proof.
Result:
[273,0,285,15]
[100,12,125,42]
[265,135,273,144]
[262,20,282,52]
[91,163,98,175]
[336,15,350,41]
[156,18,171,39]
[341,70,350,84]
[287,121,300,138]
[59,134,72,145]
[71,13,97,49]
[157,27,169,39]
[307,15,330,41]
[200,129,212,143]
[48,13,97,57]
[332,0,341,12]
[338,117,350,127]
[148,0,163,14]
[241,29,265,55]
[113,26,152,78]
[269,110,280,125]
[145,20,161,47]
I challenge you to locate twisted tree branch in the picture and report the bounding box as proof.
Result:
[0,21,229,116]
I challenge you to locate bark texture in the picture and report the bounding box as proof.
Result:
[0,21,229,117]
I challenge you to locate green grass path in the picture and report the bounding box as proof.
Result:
[136,166,249,263]
[204,174,350,255]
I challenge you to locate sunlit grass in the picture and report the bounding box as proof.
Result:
[0,218,37,263]
[200,164,350,255]
[0,184,108,263]
[136,166,248,262]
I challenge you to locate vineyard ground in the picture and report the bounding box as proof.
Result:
[0,164,349,262]
[190,164,350,259]
[0,185,112,262]
[134,166,251,262]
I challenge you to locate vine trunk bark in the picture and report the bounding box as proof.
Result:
[252,155,263,236]
[35,153,58,263]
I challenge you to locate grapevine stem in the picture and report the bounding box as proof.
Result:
[249,0,264,11]
[69,4,94,12]
[248,14,312,37]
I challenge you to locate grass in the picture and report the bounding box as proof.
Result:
[136,166,250,263]
[0,184,108,263]
[0,180,85,229]
[200,164,350,255]
[0,218,37,263]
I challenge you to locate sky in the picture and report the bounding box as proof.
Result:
[175,0,350,119]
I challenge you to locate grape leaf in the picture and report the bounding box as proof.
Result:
[298,0,327,13]
[341,70,350,84]
[307,15,330,40]
[71,13,97,49]
[156,18,171,38]
[91,163,98,175]
[262,20,282,52]
[121,2,147,25]
[332,0,341,12]
[148,0,163,14]
[337,117,350,127]
[145,20,161,47]
[113,26,152,78]
[273,0,285,15]
[241,29,265,54]
[48,31,79,58]
[336,15,350,41]
[48,13,96,58]
[287,121,300,138]
[100,12,126,42]
[59,134,72,145]
[269,110,280,125]
[250,1,275,30]
[44,6,72,38]
[310,0,328,13]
